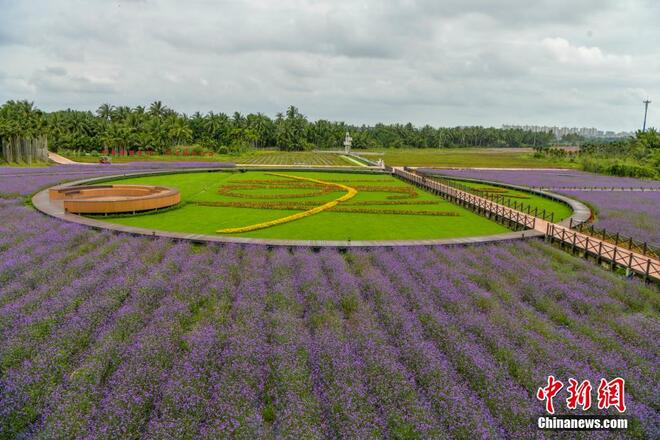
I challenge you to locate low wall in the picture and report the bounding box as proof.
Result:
[49,184,180,214]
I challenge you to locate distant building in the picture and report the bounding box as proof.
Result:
[502,125,632,140]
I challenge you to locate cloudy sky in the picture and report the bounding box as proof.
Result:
[1,0,658,131]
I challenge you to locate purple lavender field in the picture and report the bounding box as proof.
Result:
[423,169,660,190]
[559,191,660,248]
[1,165,659,439]
[0,161,233,196]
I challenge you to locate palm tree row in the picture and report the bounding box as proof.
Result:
[0,100,555,153]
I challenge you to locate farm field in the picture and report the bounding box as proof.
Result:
[0,194,658,438]
[58,148,572,168]
[0,162,234,197]
[237,152,357,166]
[60,151,247,164]
[1,163,659,439]
[433,168,660,189]
[60,150,360,167]
[96,171,510,240]
[2,0,660,436]
[558,190,660,248]
[360,148,576,168]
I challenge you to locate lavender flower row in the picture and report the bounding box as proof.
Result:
[422,168,660,189]
[0,162,233,196]
[558,190,660,247]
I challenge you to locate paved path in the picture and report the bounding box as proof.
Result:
[235,163,375,168]
[394,167,660,281]
[48,152,93,165]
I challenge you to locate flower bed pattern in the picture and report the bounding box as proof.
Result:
[216,173,358,233]
[212,174,446,233]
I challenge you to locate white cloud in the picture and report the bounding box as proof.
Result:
[0,0,658,131]
[541,37,631,67]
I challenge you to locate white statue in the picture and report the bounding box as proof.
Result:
[343,131,353,154]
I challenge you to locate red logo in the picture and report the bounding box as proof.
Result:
[566,378,592,410]
[597,378,626,413]
[538,376,626,414]
[537,375,564,414]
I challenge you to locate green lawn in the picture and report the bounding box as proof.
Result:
[95,171,511,240]
[442,178,573,221]
[0,160,50,167]
[357,148,577,168]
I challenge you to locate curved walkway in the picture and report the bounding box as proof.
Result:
[394,167,659,281]
[48,152,92,165]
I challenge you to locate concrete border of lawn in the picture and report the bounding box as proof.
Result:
[31,168,592,248]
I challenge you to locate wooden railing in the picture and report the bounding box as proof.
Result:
[393,166,660,282]
[426,173,557,223]
[393,167,536,231]
[547,224,660,281]
[569,219,659,260]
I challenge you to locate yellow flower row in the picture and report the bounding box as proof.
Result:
[216,173,358,234]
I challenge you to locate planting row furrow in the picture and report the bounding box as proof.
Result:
[318,250,444,438]
[27,242,194,439]
[196,247,271,439]
[349,249,504,438]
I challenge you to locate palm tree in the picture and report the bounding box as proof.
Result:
[149,101,168,118]
[168,118,193,146]
[96,103,113,121]
[144,117,169,153]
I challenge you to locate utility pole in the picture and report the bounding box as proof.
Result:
[642,99,651,132]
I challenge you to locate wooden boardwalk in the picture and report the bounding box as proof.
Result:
[393,167,660,281]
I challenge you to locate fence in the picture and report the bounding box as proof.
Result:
[569,219,659,260]
[1,136,49,164]
[392,167,660,282]
[547,223,659,282]
[393,168,536,231]
[422,173,557,223]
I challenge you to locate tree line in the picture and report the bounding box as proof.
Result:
[0,100,556,154]
[533,129,659,178]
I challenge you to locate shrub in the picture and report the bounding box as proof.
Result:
[606,162,656,179]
